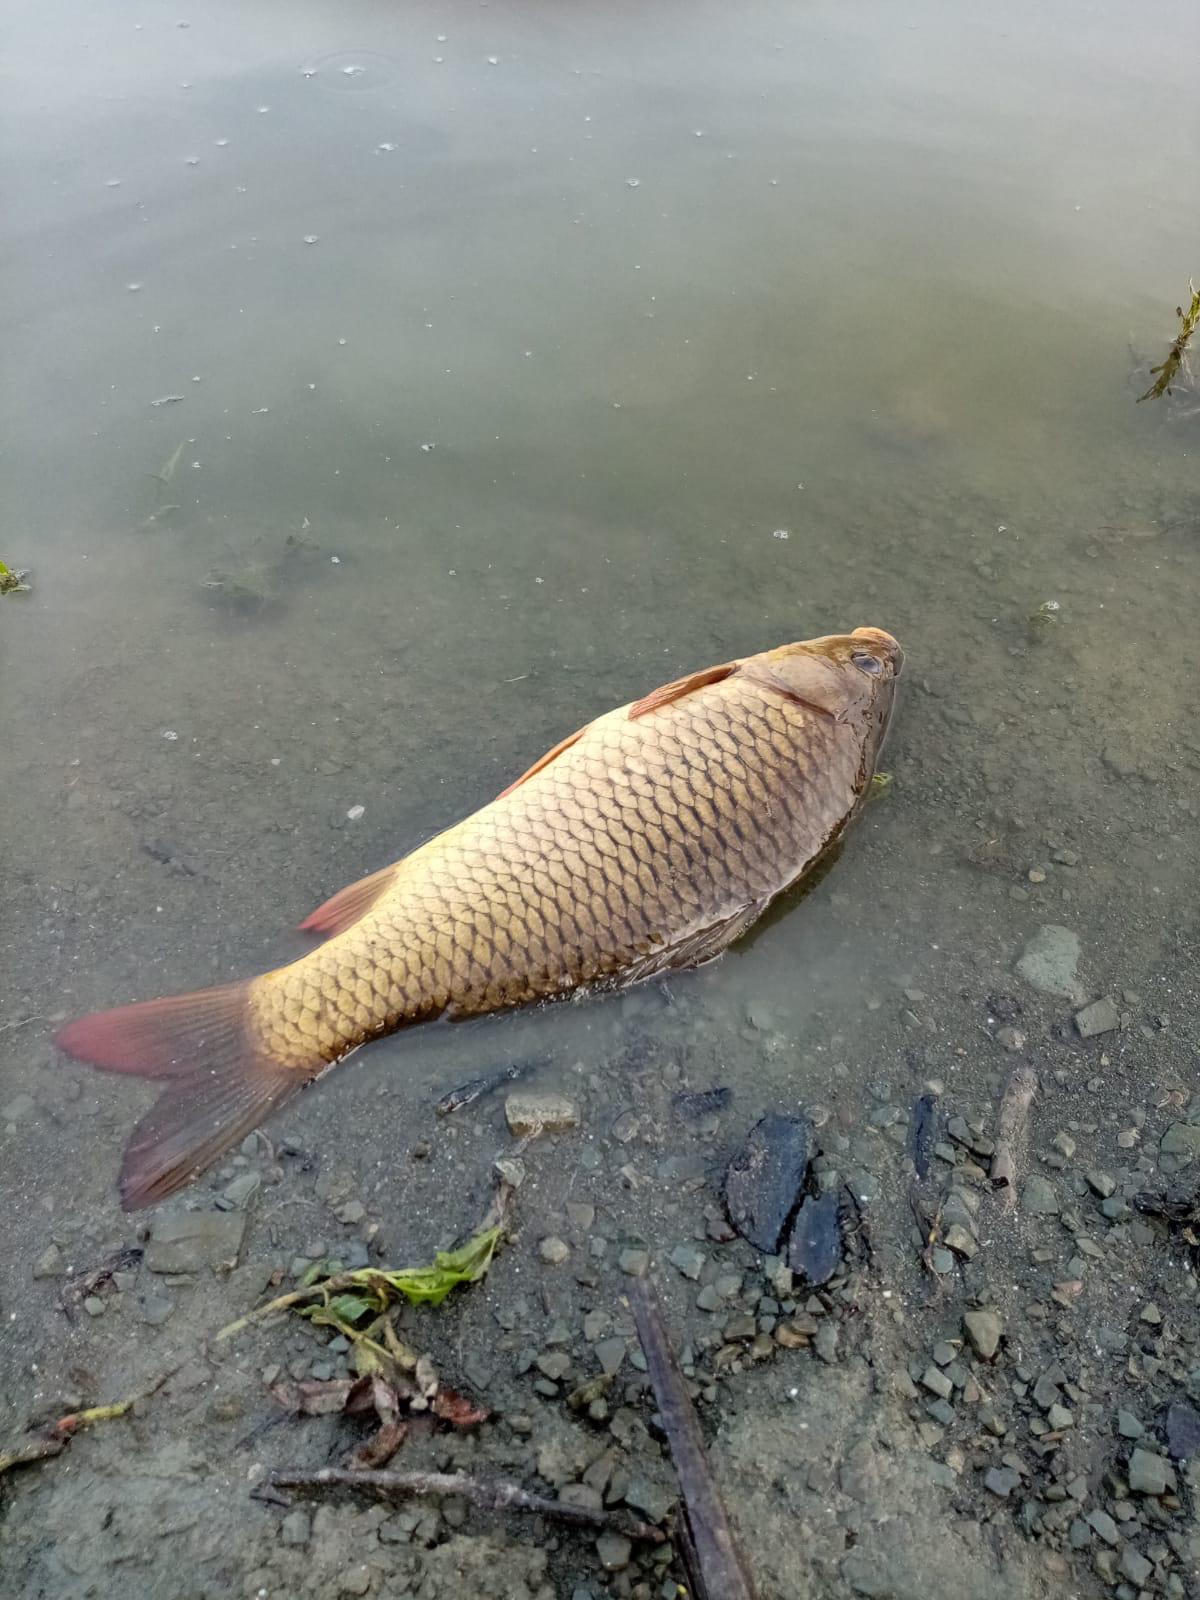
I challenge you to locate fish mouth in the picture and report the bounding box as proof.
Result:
[851,626,904,677]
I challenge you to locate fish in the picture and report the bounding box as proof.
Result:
[55,625,902,1210]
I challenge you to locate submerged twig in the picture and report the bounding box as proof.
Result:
[628,1277,758,1600]
[264,1466,665,1542]
[0,1400,136,1476]
[991,1066,1038,1210]
[1138,280,1200,402]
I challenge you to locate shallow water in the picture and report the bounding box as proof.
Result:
[2,0,1199,1586]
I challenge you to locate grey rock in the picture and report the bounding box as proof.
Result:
[138,1290,174,1326]
[144,1209,246,1273]
[723,1113,811,1253]
[984,1467,1019,1497]
[1086,1170,1117,1198]
[220,1171,261,1209]
[82,1295,106,1317]
[1075,997,1120,1038]
[594,1337,627,1376]
[539,1236,571,1265]
[280,1509,311,1546]
[595,1531,631,1571]
[1119,1547,1153,1587]
[1015,925,1080,999]
[813,1321,839,1365]
[1032,1365,1065,1409]
[668,1244,705,1281]
[33,1242,66,1279]
[1127,1446,1176,1495]
[1023,1175,1060,1216]
[334,1199,365,1224]
[1160,1122,1200,1160]
[930,1246,956,1274]
[921,1366,953,1400]
[504,1093,580,1136]
[617,1248,648,1277]
[1116,1409,1144,1439]
[623,1475,675,1523]
[963,1309,1003,1360]
[1086,1508,1119,1544]
[2,1093,36,1124]
[1046,1403,1074,1430]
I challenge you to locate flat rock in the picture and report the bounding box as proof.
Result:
[504,1092,580,1136]
[1022,1175,1060,1216]
[1015,925,1080,999]
[144,1209,246,1273]
[1160,1122,1200,1160]
[786,1191,842,1286]
[1127,1446,1176,1495]
[724,1113,811,1252]
[1074,996,1119,1038]
[33,1242,66,1279]
[1165,1399,1200,1461]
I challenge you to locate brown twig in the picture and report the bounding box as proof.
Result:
[264,1466,665,1543]
[991,1066,1037,1211]
[627,1277,758,1600]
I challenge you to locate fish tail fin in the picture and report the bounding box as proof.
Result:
[54,981,312,1211]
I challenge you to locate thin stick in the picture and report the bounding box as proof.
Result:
[627,1277,758,1600]
[265,1466,664,1543]
[991,1066,1037,1212]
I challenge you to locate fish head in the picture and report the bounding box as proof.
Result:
[752,625,903,765]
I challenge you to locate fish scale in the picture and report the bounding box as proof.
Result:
[55,627,902,1208]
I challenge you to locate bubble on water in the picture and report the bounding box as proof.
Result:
[433,56,444,63]
[185,156,200,166]
[338,338,346,346]
[376,142,397,153]
[772,529,790,540]
[161,729,179,741]
[346,804,365,821]
[251,407,270,415]
[214,138,229,147]
[305,50,398,91]
[302,235,319,244]
[342,63,365,78]
[420,442,436,452]
[330,555,341,565]
[126,282,143,292]
[487,56,499,65]
[625,177,640,188]
[436,34,447,42]
[105,178,122,188]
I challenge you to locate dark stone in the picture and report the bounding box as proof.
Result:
[786,1192,842,1286]
[1165,1399,1200,1461]
[724,1113,811,1252]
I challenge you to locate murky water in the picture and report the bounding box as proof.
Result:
[2,1,1199,1577]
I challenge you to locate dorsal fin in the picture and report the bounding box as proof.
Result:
[298,862,399,937]
[496,727,586,799]
[628,660,739,720]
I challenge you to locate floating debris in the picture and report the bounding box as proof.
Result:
[1138,280,1199,401]
[0,559,31,595]
[149,394,185,407]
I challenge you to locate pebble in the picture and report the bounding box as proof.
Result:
[813,1322,839,1364]
[963,1309,1003,1360]
[1022,1176,1060,1216]
[1117,1409,1144,1439]
[505,1093,580,1136]
[1160,1122,1200,1159]
[617,1248,649,1277]
[33,1243,66,1279]
[984,1467,1019,1497]
[144,1210,246,1272]
[138,1289,174,1326]
[595,1531,631,1571]
[1086,1508,1119,1544]
[1165,1399,1200,1460]
[220,1172,261,1209]
[1015,925,1080,998]
[82,1295,106,1317]
[1075,997,1120,1038]
[921,1365,953,1400]
[2,1093,36,1123]
[668,1244,705,1280]
[1127,1446,1176,1495]
[1120,1548,1153,1587]
[539,1236,571,1265]
[280,1509,311,1546]
[335,1200,366,1224]
[1085,1170,1116,1198]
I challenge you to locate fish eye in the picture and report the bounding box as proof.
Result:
[851,650,883,675]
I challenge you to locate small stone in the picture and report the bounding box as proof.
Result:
[920,1365,953,1400]
[1119,1548,1153,1587]
[504,1093,580,1136]
[668,1245,705,1280]
[1074,997,1119,1038]
[138,1290,174,1326]
[1046,1403,1074,1430]
[566,1202,595,1230]
[1127,1447,1175,1495]
[1139,1302,1162,1325]
[539,1236,571,1265]
[1052,1132,1077,1158]
[1086,1170,1116,1198]
[724,1314,757,1341]
[82,1295,106,1317]
[623,1475,675,1524]
[280,1509,311,1546]
[943,1224,977,1259]
[930,1246,955,1274]
[1023,1176,1060,1215]
[595,1531,631,1571]
[536,1350,571,1381]
[984,1467,1019,1497]
[594,1337,626,1376]
[813,1321,839,1364]
[221,1171,261,1208]
[2,1093,36,1123]
[1015,925,1080,999]
[1117,1409,1144,1439]
[338,1568,372,1598]
[144,1210,246,1272]
[335,1199,365,1224]
[1160,1122,1200,1159]
[618,1248,649,1277]
[963,1309,1003,1360]
[611,1111,640,1143]
[33,1243,66,1279]
[1086,1509,1120,1544]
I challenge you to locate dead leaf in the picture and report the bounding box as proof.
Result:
[269,1379,355,1417]
[431,1389,489,1428]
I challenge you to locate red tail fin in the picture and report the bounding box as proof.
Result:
[54,982,312,1211]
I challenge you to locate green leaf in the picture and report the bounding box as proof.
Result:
[374,1226,503,1306]
[325,1293,376,1324]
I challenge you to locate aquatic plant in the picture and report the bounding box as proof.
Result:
[1139,280,1199,401]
